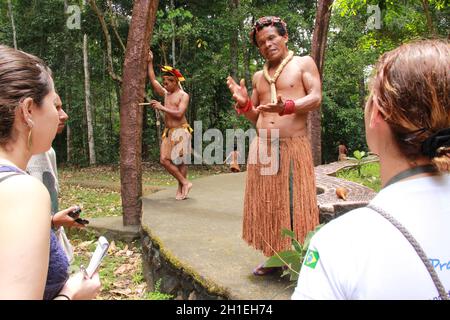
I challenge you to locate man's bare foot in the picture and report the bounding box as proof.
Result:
[176,184,183,200]
[181,182,193,200]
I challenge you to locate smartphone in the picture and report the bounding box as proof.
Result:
[68,207,81,219]
[69,207,89,225]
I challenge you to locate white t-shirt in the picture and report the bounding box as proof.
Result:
[292,174,450,300]
[27,148,59,214]
[27,148,74,263]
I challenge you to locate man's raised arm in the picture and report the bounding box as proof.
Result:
[147,50,166,97]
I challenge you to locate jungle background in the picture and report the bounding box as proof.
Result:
[1,0,447,166]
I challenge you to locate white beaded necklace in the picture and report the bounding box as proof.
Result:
[263,50,294,103]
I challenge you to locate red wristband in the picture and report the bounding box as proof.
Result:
[279,99,295,116]
[235,99,252,115]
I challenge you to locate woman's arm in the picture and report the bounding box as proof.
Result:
[0,175,52,299]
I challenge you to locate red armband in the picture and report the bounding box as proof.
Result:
[235,99,253,115]
[279,99,295,116]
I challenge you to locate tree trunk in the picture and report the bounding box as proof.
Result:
[120,0,159,226]
[170,0,176,66]
[308,0,333,166]
[421,0,436,38]
[64,0,71,163]
[107,0,126,52]
[65,88,72,163]
[243,28,252,94]
[65,55,72,163]
[229,0,240,79]
[142,106,149,161]
[7,0,17,49]
[358,75,366,110]
[89,0,123,83]
[83,34,96,165]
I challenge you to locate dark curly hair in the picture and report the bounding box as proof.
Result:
[250,16,288,47]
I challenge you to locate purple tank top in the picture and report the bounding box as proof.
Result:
[0,165,69,299]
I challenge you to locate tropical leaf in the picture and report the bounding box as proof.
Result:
[264,250,301,268]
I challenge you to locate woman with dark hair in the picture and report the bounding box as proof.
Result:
[0,45,101,300]
[293,40,450,300]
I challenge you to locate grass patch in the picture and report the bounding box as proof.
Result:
[336,162,381,192]
[145,279,173,300]
[59,184,122,218]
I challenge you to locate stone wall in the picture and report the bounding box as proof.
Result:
[141,229,227,300]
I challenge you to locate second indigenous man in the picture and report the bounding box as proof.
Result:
[147,51,193,200]
[227,16,322,275]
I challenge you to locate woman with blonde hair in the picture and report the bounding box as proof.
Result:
[293,39,449,300]
[0,45,101,300]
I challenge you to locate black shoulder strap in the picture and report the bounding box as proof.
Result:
[0,173,22,183]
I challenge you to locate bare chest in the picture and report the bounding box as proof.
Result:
[256,63,305,103]
[164,92,182,109]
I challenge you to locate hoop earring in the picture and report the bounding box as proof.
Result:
[27,129,33,151]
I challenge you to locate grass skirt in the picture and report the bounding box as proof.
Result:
[242,136,319,256]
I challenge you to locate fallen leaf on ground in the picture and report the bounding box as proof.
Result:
[114,264,135,275]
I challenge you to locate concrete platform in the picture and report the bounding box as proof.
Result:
[86,216,140,242]
[141,172,293,300]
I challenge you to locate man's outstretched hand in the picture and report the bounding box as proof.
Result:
[227,76,249,107]
[256,95,285,113]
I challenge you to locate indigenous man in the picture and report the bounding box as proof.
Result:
[338,141,348,161]
[227,16,322,275]
[147,51,193,200]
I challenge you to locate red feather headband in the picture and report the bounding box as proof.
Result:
[160,65,185,82]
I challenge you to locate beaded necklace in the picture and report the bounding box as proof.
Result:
[263,50,294,103]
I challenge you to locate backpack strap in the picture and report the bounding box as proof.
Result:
[367,203,449,300]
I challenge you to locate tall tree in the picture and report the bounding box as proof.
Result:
[170,0,176,66]
[422,0,437,37]
[63,0,71,163]
[83,33,96,165]
[120,0,159,226]
[309,0,333,165]
[229,0,240,79]
[7,0,17,49]
[89,0,123,83]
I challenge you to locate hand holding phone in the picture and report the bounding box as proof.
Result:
[69,206,89,225]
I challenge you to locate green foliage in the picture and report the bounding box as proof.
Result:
[1,0,448,165]
[321,0,448,163]
[346,149,368,176]
[264,224,323,282]
[337,161,381,191]
[146,279,173,300]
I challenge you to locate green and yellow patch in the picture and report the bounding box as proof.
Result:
[304,249,320,269]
